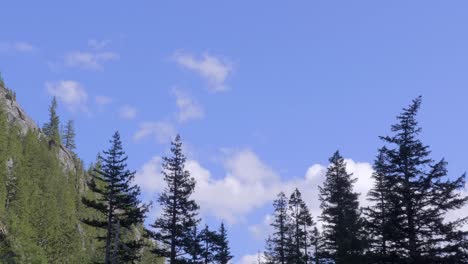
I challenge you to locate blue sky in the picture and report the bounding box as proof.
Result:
[2,1,468,262]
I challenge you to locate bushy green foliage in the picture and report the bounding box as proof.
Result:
[0,95,164,263]
[0,103,93,263]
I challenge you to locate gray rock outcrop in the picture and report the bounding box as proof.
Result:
[0,84,77,174]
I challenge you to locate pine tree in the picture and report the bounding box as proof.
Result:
[200,225,217,264]
[214,222,233,264]
[364,150,402,263]
[366,97,468,263]
[310,227,322,264]
[264,192,290,264]
[42,97,60,143]
[319,151,364,264]
[288,188,314,264]
[82,131,148,263]
[62,120,76,151]
[149,134,200,263]
[300,196,314,263]
[186,225,203,264]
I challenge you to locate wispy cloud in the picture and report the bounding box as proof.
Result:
[64,51,119,70]
[173,88,204,122]
[134,121,176,144]
[52,39,120,71]
[95,95,113,106]
[173,51,233,92]
[45,80,89,113]
[0,41,36,54]
[119,105,138,120]
[88,39,111,50]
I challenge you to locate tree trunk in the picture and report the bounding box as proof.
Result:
[170,178,178,263]
[105,194,114,264]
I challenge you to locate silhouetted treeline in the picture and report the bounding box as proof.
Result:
[263,97,468,264]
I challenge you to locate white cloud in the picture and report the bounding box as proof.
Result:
[14,42,35,52]
[173,51,233,92]
[88,39,111,50]
[134,121,176,144]
[135,150,280,223]
[119,105,138,120]
[0,41,36,54]
[444,183,468,230]
[188,151,284,223]
[136,149,374,225]
[65,51,119,70]
[95,95,113,106]
[45,80,89,113]
[135,156,165,194]
[249,214,273,241]
[237,252,266,264]
[173,88,204,122]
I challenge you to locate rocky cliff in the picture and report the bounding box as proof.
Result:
[0,84,77,173]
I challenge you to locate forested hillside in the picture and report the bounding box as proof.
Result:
[0,77,233,264]
[0,82,161,263]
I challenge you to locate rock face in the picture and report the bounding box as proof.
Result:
[0,85,76,173]
[0,86,38,135]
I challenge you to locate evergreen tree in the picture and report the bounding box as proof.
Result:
[149,134,200,263]
[288,188,314,264]
[319,151,364,264]
[42,97,60,143]
[200,225,217,264]
[4,129,84,263]
[310,227,322,264]
[366,97,468,263]
[82,131,148,263]
[300,197,314,263]
[62,120,76,151]
[214,222,233,264]
[364,151,402,263]
[264,192,290,264]
[186,225,203,264]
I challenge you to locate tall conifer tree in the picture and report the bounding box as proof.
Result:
[300,197,314,263]
[288,188,314,264]
[364,151,402,263]
[265,192,290,264]
[310,227,322,264]
[319,151,364,264]
[185,225,203,264]
[82,131,148,263]
[214,222,233,264]
[62,120,76,151]
[199,225,217,264]
[149,134,200,263]
[43,97,60,143]
[366,97,468,263]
